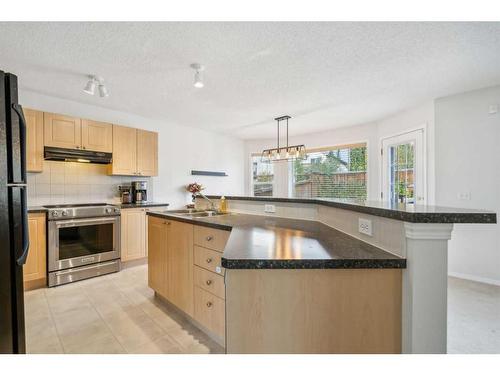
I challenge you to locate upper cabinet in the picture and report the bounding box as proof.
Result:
[81,119,113,153]
[44,112,82,149]
[24,108,158,176]
[44,112,112,152]
[110,125,158,176]
[137,129,158,176]
[110,125,137,175]
[25,108,44,172]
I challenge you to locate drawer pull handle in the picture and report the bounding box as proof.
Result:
[206,302,213,308]
[206,236,213,241]
[206,258,213,263]
[206,279,212,285]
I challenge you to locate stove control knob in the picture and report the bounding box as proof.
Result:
[52,211,59,217]
[114,208,120,213]
[61,211,68,216]
[105,208,112,214]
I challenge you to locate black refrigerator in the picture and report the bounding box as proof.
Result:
[0,70,29,354]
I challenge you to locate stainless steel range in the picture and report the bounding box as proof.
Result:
[46,203,121,287]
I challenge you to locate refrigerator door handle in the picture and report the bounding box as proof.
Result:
[16,186,29,266]
[11,103,27,182]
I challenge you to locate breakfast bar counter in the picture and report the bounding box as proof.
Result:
[147,196,496,354]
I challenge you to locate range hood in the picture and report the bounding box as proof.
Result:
[44,147,112,164]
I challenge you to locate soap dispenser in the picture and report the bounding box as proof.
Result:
[220,196,227,213]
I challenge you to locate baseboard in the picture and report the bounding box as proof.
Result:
[449,272,500,286]
[121,257,147,269]
[24,278,47,291]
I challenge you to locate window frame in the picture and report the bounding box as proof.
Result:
[249,140,371,199]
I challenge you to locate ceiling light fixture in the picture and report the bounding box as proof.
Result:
[261,115,306,162]
[190,63,205,88]
[83,75,109,98]
[83,76,97,95]
[98,82,109,98]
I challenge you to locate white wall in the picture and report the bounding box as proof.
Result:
[244,101,435,203]
[21,90,245,209]
[435,85,500,285]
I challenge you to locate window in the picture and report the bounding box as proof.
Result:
[291,143,367,200]
[251,155,274,196]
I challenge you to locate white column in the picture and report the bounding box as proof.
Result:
[402,223,454,354]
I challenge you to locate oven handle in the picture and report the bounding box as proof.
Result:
[55,216,119,228]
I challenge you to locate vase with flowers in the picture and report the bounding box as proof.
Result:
[186,182,204,204]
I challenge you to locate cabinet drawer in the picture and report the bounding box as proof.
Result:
[194,286,225,341]
[194,226,230,253]
[194,266,225,300]
[194,246,225,275]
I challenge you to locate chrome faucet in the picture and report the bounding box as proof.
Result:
[197,192,217,211]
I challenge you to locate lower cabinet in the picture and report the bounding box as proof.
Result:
[23,213,47,290]
[121,206,169,262]
[194,286,225,340]
[147,216,229,345]
[147,216,194,316]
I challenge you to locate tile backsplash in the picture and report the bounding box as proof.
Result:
[27,161,153,206]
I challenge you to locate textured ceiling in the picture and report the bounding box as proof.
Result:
[1,22,500,139]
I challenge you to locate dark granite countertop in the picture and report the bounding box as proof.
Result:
[147,210,406,270]
[204,195,496,224]
[28,206,48,213]
[118,202,170,209]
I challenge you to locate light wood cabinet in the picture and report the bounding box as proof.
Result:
[147,216,194,316]
[122,206,169,263]
[81,119,113,152]
[194,266,225,299]
[194,287,225,341]
[167,220,194,316]
[194,226,230,253]
[137,130,158,176]
[24,109,44,172]
[23,213,46,290]
[43,112,82,149]
[110,125,137,175]
[110,125,158,177]
[148,218,227,345]
[121,208,147,262]
[194,245,225,275]
[148,216,167,295]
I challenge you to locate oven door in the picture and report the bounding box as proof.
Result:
[48,216,121,272]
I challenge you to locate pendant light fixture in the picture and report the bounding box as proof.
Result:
[190,63,205,88]
[261,115,306,162]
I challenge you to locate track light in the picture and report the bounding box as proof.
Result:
[190,63,205,88]
[83,75,109,98]
[98,83,109,98]
[83,76,97,95]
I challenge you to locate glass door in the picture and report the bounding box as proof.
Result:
[381,129,425,204]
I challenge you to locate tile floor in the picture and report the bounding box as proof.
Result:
[24,266,500,354]
[24,264,224,354]
[447,276,500,354]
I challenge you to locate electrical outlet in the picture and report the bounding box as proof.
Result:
[458,192,471,200]
[358,218,372,236]
[264,204,276,213]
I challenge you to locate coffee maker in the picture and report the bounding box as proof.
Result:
[132,181,148,204]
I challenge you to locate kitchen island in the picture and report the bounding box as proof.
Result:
[147,197,496,354]
[147,210,406,353]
